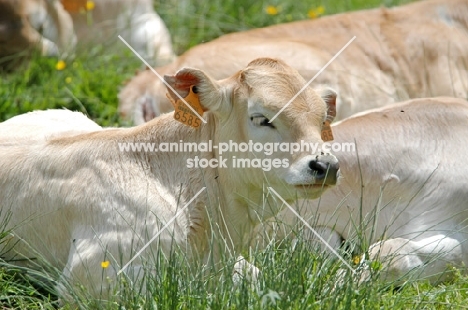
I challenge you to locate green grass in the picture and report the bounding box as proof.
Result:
[2,0,468,308]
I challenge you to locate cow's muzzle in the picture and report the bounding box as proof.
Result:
[308,156,339,185]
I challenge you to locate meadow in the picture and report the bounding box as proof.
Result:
[2,0,468,308]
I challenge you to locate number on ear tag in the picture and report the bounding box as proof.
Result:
[321,121,334,142]
[166,86,204,128]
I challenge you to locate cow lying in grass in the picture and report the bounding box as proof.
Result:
[255,97,468,285]
[0,58,339,303]
[0,0,74,69]
[119,0,468,124]
[0,0,175,70]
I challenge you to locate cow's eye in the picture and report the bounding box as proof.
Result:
[250,114,275,128]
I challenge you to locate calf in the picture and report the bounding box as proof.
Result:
[119,0,468,124]
[0,0,175,70]
[255,97,468,285]
[0,0,75,69]
[0,58,338,302]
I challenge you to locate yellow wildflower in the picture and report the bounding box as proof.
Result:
[101,260,110,268]
[65,77,72,84]
[352,255,361,265]
[55,60,66,71]
[308,6,325,19]
[265,5,279,15]
[86,1,95,11]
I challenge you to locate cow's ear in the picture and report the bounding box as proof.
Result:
[317,87,337,123]
[164,68,223,112]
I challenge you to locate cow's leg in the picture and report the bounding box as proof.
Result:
[232,255,260,291]
[142,14,175,65]
[44,0,76,56]
[56,237,119,303]
[20,24,59,56]
[127,14,175,66]
[56,232,146,304]
[359,234,463,284]
[40,37,60,56]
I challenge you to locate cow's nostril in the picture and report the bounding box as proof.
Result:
[309,160,328,179]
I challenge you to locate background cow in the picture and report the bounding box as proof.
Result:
[0,0,175,70]
[0,58,338,302]
[254,97,468,285]
[0,0,75,69]
[119,0,468,124]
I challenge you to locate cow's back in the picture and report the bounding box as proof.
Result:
[0,109,102,143]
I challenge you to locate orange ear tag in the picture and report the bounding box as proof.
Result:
[321,120,334,142]
[321,101,336,142]
[61,0,87,13]
[166,86,204,128]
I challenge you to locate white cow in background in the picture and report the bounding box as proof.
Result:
[0,0,175,69]
[255,97,468,285]
[0,58,339,303]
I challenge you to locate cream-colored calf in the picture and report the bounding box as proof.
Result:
[119,0,468,124]
[0,58,338,302]
[255,97,468,285]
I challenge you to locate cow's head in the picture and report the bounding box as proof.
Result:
[164,58,339,203]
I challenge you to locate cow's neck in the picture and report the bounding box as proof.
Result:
[130,113,258,253]
[48,113,264,262]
